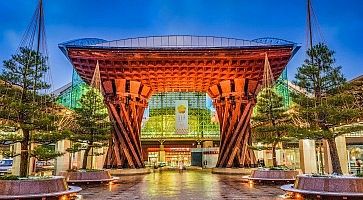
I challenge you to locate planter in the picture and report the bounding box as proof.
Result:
[250,169,300,180]
[0,176,81,199]
[109,168,151,176]
[211,168,253,175]
[281,175,363,198]
[295,175,363,193]
[60,170,116,183]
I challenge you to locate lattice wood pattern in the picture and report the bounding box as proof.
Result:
[67,47,293,93]
[103,79,152,168]
[208,78,259,167]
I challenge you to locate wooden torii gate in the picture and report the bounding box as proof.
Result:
[60,36,298,168]
[102,78,260,168]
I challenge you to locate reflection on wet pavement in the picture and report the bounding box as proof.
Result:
[77,170,293,200]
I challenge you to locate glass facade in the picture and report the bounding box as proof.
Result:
[142,92,219,139]
[56,69,89,109]
[275,69,290,108]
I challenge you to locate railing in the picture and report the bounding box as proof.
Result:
[92,35,295,48]
[345,130,363,137]
[251,37,297,46]
[59,35,299,57]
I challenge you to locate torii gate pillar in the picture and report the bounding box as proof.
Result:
[102,79,152,169]
[208,78,259,168]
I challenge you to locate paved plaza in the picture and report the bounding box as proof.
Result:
[76,170,292,200]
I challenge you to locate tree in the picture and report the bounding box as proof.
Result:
[0,47,67,177]
[31,146,64,162]
[70,88,110,169]
[293,43,363,175]
[252,87,293,167]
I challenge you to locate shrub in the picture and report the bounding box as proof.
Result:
[0,175,19,180]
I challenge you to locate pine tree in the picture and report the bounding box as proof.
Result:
[293,43,363,175]
[71,88,110,169]
[252,88,293,167]
[0,47,67,177]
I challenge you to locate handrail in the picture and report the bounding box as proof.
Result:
[60,35,297,49]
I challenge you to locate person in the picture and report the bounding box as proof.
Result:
[203,160,208,168]
[356,159,362,174]
[179,161,183,173]
[153,162,158,169]
[257,159,265,168]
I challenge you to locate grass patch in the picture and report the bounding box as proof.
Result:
[268,166,291,170]
[0,175,19,180]
[0,176,53,180]
[67,169,103,172]
[309,173,332,177]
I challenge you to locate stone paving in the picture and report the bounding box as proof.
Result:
[76,170,294,200]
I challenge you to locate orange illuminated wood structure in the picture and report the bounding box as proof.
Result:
[60,36,299,168]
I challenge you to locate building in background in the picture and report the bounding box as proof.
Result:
[345,75,363,173]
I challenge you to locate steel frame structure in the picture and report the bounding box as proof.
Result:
[59,35,299,168]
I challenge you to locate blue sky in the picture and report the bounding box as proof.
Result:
[1,0,362,90]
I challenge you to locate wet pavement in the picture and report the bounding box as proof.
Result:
[76,170,293,200]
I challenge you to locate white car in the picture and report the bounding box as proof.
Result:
[0,159,13,175]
